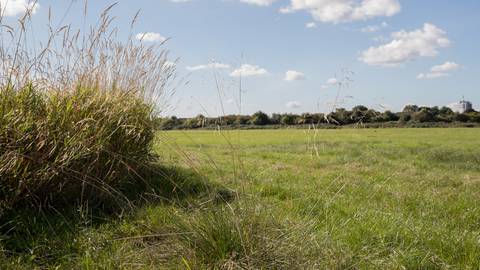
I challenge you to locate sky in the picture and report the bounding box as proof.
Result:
[2,0,479,117]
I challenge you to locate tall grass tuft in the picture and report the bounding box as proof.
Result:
[0,2,178,208]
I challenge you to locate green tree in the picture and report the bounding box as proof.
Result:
[439,106,454,116]
[403,104,419,113]
[280,113,296,125]
[270,113,282,124]
[382,110,399,121]
[251,111,270,125]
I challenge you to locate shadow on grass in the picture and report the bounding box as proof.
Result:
[0,162,234,267]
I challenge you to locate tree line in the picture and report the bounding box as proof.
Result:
[158,105,480,130]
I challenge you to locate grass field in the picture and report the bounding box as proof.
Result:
[2,127,480,269]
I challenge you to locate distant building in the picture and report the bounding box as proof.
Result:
[459,98,472,113]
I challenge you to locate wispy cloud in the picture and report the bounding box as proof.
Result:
[229,64,271,77]
[306,22,317,28]
[416,72,451,79]
[186,63,230,71]
[239,0,277,6]
[361,21,388,33]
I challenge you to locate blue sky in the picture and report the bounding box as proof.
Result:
[2,0,479,117]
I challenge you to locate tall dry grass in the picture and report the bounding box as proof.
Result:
[0,2,179,209]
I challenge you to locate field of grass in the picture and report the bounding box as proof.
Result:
[2,127,480,269]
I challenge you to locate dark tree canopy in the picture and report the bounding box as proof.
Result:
[403,104,419,113]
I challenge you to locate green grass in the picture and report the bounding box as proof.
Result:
[2,127,480,269]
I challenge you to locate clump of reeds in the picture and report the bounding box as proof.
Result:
[0,2,178,208]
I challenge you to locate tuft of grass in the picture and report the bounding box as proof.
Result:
[0,2,178,209]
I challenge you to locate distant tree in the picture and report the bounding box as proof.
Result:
[252,111,270,125]
[249,116,263,125]
[470,112,480,123]
[235,115,248,125]
[351,105,369,122]
[464,108,476,114]
[439,106,454,116]
[328,108,353,125]
[270,113,282,124]
[399,114,411,122]
[453,112,470,122]
[382,110,399,121]
[403,104,419,113]
[413,108,434,122]
[280,113,296,125]
[311,113,326,124]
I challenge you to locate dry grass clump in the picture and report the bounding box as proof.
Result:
[0,3,178,208]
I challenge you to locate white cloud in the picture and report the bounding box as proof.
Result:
[186,63,230,71]
[229,64,271,77]
[361,21,388,32]
[286,101,302,108]
[227,99,235,104]
[0,0,40,17]
[240,0,277,6]
[359,23,451,67]
[327,77,338,84]
[446,102,459,112]
[361,25,380,33]
[306,22,317,28]
[135,32,166,42]
[284,70,308,81]
[280,0,401,24]
[430,61,465,71]
[321,85,329,89]
[417,72,451,79]
[372,35,390,42]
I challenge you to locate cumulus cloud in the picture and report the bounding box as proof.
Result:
[284,70,308,81]
[327,77,338,84]
[227,99,235,104]
[416,72,451,79]
[135,32,166,42]
[186,63,230,71]
[446,102,459,112]
[306,22,317,28]
[229,64,271,77]
[240,0,277,6]
[321,85,329,89]
[280,0,401,24]
[286,101,302,108]
[359,23,451,67]
[430,61,465,71]
[0,0,40,17]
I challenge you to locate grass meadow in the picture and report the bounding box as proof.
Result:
[3,127,479,269]
[1,3,479,269]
